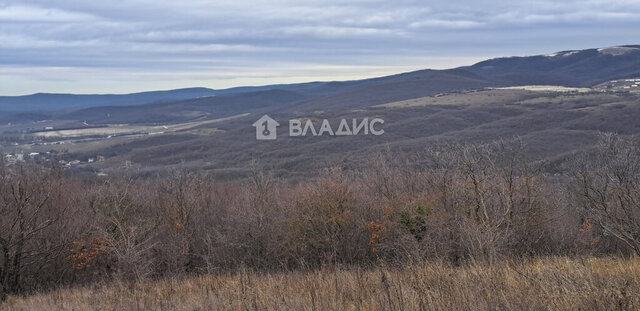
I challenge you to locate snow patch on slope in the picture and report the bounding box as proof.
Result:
[597,46,639,56]
[545,50,581,58]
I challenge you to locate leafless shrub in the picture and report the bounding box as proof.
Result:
[419,140,553,262]
[85,178,158,282]
[154,170,208,275]
[570,133,640,255]
[2,136,636,300]
[0,163,67,298]
[285,169,370,267]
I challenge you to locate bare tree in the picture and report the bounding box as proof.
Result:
[86,177,158,282]
[424,140,550,262]
[0,163,64,298]
[571,133,640,255]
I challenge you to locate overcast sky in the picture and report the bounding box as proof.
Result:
[1,0,639,95]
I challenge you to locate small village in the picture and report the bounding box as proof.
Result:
[596,78,640,91]
[3,151,106,168]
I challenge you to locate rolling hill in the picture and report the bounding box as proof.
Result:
[0,87,218,112]
[3,45,639,117]
[1,45,640,177]
[465,45,640,86]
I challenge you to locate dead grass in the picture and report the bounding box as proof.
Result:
[4,257,640,311]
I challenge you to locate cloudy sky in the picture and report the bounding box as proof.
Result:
[1,0,639,95]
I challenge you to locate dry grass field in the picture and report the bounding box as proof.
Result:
[3,257,640,311]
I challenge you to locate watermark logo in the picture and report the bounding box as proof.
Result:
[252,115,280,140]
[253,115,384,140]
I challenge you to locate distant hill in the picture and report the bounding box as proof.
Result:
[0,87,218,112]
[465,45,640,86]
[282,69,499,112]
[3,45,639,117]
[0,71,436,114]
[59,89,311,124]
[52,88,640,177]
[56,69,488,124]
[2,45,640,177]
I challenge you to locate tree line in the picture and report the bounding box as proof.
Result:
[1,133,639,299]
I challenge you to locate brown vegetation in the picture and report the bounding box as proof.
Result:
[1,134,640,309]
[4,257,640,310]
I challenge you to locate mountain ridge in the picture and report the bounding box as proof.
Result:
[1,45,639,116]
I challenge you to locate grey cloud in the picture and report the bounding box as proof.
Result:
[1,0,639,95]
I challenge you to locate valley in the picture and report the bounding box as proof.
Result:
[2,45,640,178]
[2,85,640,178]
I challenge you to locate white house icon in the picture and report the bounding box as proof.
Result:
[252,115,280,140]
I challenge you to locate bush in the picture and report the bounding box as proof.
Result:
[4,136,640,298]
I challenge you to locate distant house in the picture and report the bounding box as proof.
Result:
[44,126,54,130]
[88,158,95,163]
[4,154,16,165]
[4,153,25,165]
